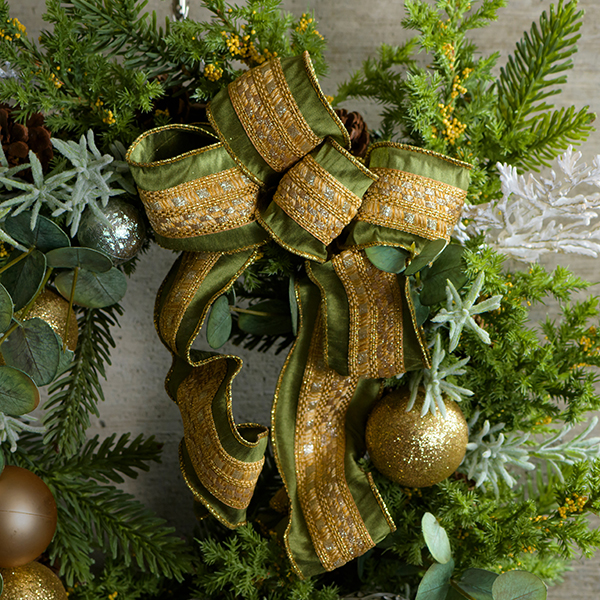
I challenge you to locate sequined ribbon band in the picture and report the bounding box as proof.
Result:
[356,168,467,241]
[228,58,322,172]
[139,168,259,240]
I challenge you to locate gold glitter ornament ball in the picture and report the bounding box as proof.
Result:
[23,289,78,352]
[0,467,58,568]
[365,388,468,487]
[0,562,67,600]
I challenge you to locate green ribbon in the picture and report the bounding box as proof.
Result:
[127,51,471,577]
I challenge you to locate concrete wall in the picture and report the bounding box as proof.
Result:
[8,0,600,596]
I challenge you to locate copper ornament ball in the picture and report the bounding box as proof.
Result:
[0,561,67,600]
[24,289,78,352]
[0,466,58,568]
[365,388,468,487]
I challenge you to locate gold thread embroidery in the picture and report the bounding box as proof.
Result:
[159,252,221,354]
[178,362,265,510]
[366,472,396,532]
[332,249,404,378]
[228,58,322,171]
[138,168,259,239]
[365,141,473,170]
[356,168,467,241]
[294,317,374,571]
[273,155,362,245]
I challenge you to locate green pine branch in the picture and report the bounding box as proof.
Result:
[47,476,193,585]
[42,305,123,457]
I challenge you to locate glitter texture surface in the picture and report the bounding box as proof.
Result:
[0,562,67,600]
[24,289,78,351]
[365,388,468,487]
[77,199,146,263]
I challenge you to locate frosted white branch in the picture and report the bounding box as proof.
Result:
[456,146,600,262]
[0,412,45,453]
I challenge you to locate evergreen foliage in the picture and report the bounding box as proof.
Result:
[336,0,595,203]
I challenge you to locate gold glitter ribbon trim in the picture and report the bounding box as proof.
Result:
[273,154,363,245]
[138,168,260,240]
[356,168,467,241]
[228,58,322,172]
[332,249,404,378]
[178,362,265,510]
[294,317,375,570]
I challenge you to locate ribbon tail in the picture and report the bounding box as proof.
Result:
[156,249,268,526]
[272,278,395,578]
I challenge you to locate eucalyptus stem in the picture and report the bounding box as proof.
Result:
[0,247,34,276]
[230,306,273,317]
[450,579,477,600]
[63,267,79,352]
[0,322,19,346]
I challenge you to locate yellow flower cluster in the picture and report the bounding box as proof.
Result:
[0,243,8,258]
[402,487,423,500]
[108,593,118,600]
[221,30,273,65]
[95,98,116,125]
[579,332,599,356]
[441,42,455,64]
[296,13,324,40]
[0,17,26,41]
[204,63,223,81]
[558,493,587,519]
[49,71,63,88]
[438,103,466,145]
[451,68,472,100]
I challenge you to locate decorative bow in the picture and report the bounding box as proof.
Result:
[126,51,471,578]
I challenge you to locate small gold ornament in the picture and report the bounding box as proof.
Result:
[24,289,78,352]
[0,562,67,600]
[365,388,468,487]
[0,466,58,568]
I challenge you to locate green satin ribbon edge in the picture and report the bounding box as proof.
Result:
[154,222,269,254]
[305,260,350,376]
[126,124,238,192]
[366,142,472,190]
[342,220,433,254]
[273,278,393,578]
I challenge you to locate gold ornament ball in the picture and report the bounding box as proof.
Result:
[0,561,67,600]
[365,388,468,487]
[0,467,58,568]
[24,289,78,352]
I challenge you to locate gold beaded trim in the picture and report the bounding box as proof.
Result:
[138,168,259,239]
[228,58,322,172]
[356,168,467,241]
[273,154,362,245]
[332,249,404,378]
[158,252,221,354]
[178,361,265,510]
[294,318,374,571]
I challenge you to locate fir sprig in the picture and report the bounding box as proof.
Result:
[42,305,123,457]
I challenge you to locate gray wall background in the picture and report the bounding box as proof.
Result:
[9,0,600,596]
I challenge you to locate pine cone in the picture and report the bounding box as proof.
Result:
[0,104,53,175]
[335,108,370,158]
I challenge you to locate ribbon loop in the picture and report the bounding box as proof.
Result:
[259,139,377,262]
[208,52,350,186]
[344,142,471,252]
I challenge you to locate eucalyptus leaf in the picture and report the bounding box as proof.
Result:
[416,558,455,600]
[458,569,498,600]
[405,238,447,276]
[0,454,4,477]
[207,295,232,349]
[0,249,47,311]
[491,571,547,600]
[55,267,127,308]
[53,331,74,377]
[0,283,13,333]
[4,213,70,252]
[365,245,409,273]
[409,280,429,327]
[0,365,40,416]
[46,247,113,273]
[289,276,298,336]
[2,318,62,386]
[420,245,468,306]
[422,512,452,564]
[238,299,292,336]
